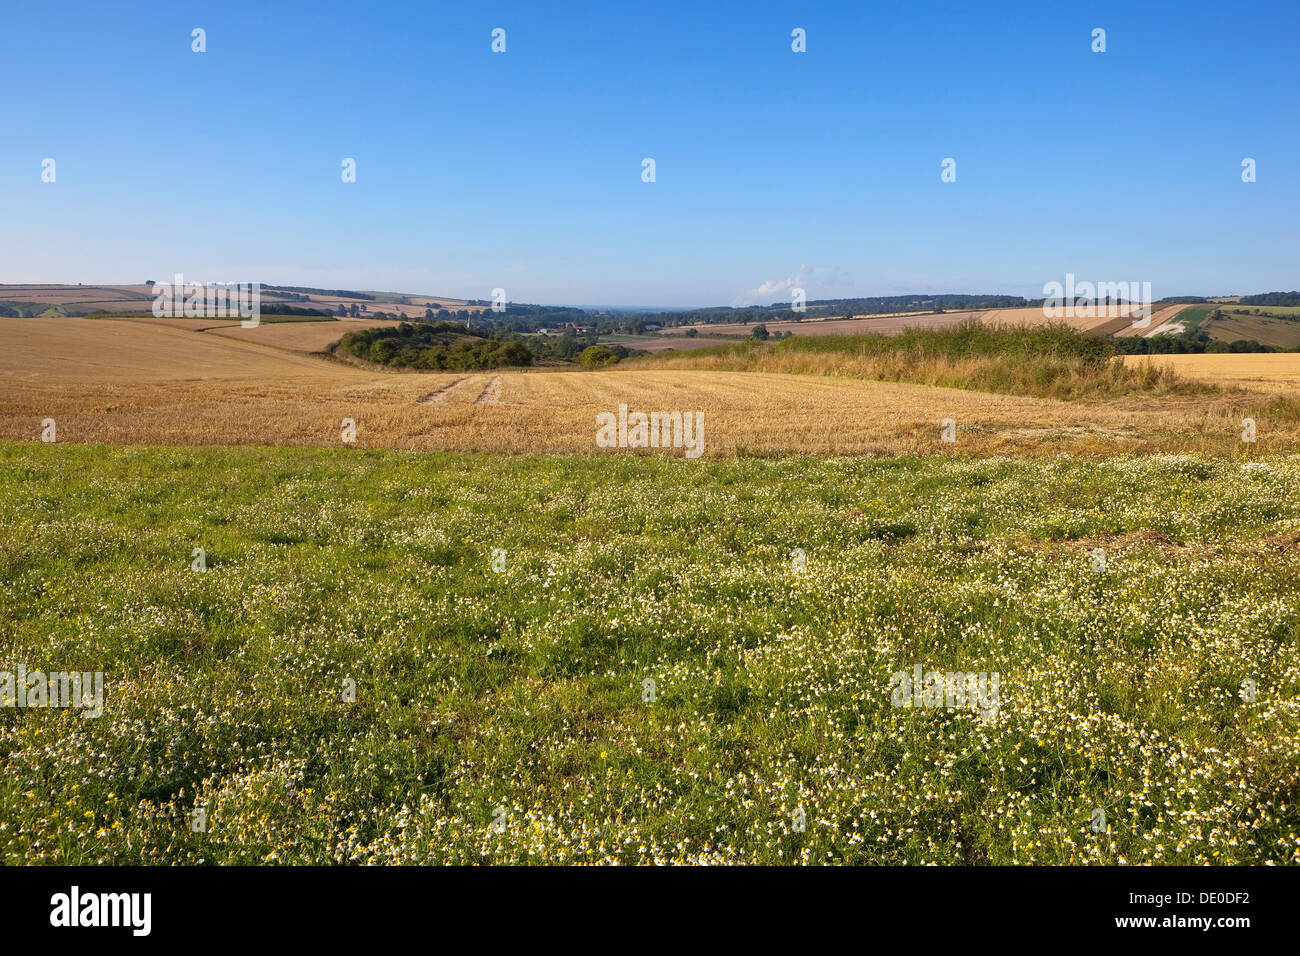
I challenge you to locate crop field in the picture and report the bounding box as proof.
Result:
[0,284,156,315]
[77,315,404,352]
[1203,313,1300,350]
[258,291,483,321]
[984,305,1160,336]
[2,442,1298,865]
[203,317,402,351]
[686,304,1177,341]
[681,310,988,337]
[1124,353,1300,390]
[5,317,1300,458]
[1224,305,1300,317]
[599,333,736,353]
[0,284,479,320]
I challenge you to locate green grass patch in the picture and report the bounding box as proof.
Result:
[1173,304,1216,332]
[1,442,1297,864]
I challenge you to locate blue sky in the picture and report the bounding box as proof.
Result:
[3,0,1296,307]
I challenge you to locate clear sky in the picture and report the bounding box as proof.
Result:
[3,0,1296,307]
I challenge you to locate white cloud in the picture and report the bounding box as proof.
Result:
[736,266,810,306]
[735,265,850,306]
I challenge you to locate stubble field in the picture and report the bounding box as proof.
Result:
[682,304,1186,340]
[3,317,1300,457]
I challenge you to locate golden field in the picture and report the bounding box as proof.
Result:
[683,310,988,337]
[0,283,156,312]
[1124,352,1300,390]
[204,316,403,350]
[2,316,1298,457]
[685,303,1182,339]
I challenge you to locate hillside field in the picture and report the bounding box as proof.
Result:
[0,284,480,320]
[684,305,1180,340]
[5,317,1300,457]
[1203,310,1300,349]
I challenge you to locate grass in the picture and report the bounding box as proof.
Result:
[1173,304,1216,333]
[1204,312,1300,350]
[1224,305,1300,318]
[640,321,1197,400]
[2,440,1298,864]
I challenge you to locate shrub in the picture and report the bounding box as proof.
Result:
[639,321,1199,399]
[579,346,618,367]
[339,325,535,369]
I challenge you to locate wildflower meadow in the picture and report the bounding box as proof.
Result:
[2,441,1296,864]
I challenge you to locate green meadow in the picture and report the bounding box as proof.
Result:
[1,441,1298,864]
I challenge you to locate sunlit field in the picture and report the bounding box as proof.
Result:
[3,441,1297,864]
[5,317,1300,458]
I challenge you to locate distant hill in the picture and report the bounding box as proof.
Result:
[0,283,482,320]
[6,284,1300,347]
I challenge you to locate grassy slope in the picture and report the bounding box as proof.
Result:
[1,440,1297,864]
[1205,311,1300,349]
[1226,305,1300,317]
[639,322,1195,400]
[1172,304,1216,333]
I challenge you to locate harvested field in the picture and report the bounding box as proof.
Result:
[686,304,1168,340]
[262,292,483,320]
[0,317,352,385]
[3,317,1297,457]
[1202,312,1300,349]
[681,311,986,337]
[624,335,736,353]
[1097,304,1187,338]
[981,305,1121,333]
[1224,305,1300,316]
[206,317,403,352]
[0,283,480,319]
[56,314,402,352]
[1124,352,1300,390]
[474,376,503,406]
[416,377,471,404]
[0,283,155,309]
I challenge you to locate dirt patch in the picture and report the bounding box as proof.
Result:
[1075,529,1186,553]
[999,424,1129,439]
[474,377,502,406]
[418,378,470,404]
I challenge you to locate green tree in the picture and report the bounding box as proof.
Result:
[578,345,618,367]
